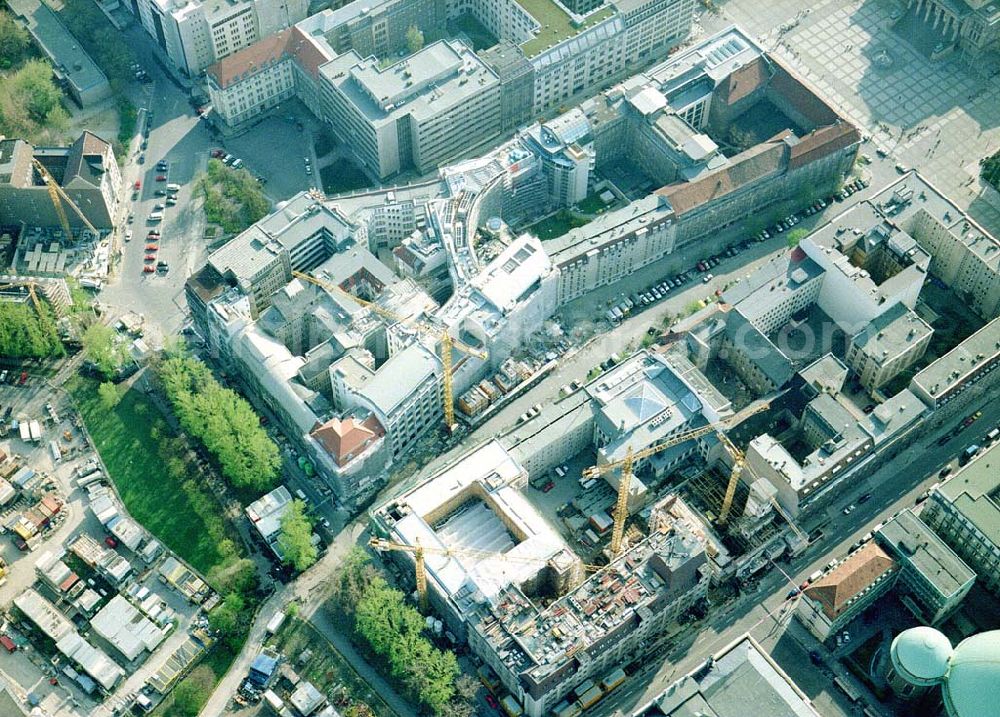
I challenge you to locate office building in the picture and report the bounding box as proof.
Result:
[207,26,333,127]
[875,509,975,625]
[899,0,1000,61]
[319,40,502,178]
[921,442,1000,596]
[846,303,933,392]
[5,0,110,106]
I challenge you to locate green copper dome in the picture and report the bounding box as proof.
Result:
[891,627,952,686]
[943,630,1000,717]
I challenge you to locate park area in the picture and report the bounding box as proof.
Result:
[67,375,246,580]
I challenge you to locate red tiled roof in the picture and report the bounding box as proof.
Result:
[288,26,329,79]
[714,55,772,106]
[656,139,788,215]
[311,415,385,467]
[787,122,860,171]
[208,28,331,90]
[768,62,839,128]
[803,543,896,619]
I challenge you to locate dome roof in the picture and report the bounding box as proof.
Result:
[943,630,1000,717]
[891,627,952,685]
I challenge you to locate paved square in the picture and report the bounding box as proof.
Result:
[707,0,1000,233]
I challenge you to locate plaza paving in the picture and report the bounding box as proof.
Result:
[707,0,1000,234]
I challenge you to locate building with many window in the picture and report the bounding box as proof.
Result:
[132,0,308,75]
[875,508,975,625]
[207,26,332,127]
[318,40,502,178]
[921,441,1000,596]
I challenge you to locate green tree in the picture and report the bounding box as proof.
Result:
[786,227,809,248]
[14,60,62,121]
[0,11,30,69]
[171,680,206,717]
[158,355,280,491]
[97,381,120,409]
[278,499,317,572]
[0,301,63,359]
[406,24,425,54]
[208,591,246,646]
[82,322,126,379]
[981,150,1000,191]
[207,557,257,596]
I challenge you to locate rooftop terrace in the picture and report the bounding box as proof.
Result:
[516,0,615,57]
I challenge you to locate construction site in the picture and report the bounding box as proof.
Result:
[370,347,809,717]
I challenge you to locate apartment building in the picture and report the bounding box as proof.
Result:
[134,0,307,75]
[921,442,1000,596]
[846,303,933,392]
[319,40,502,178]
[909,316,1000,408]
[0,131,121,231]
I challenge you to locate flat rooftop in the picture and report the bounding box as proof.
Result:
[877,508,975,599]
[7,0,109,96]
[910,316,1000,402]
[321,40,499,126]
[516,0,615,58]
[934,441,1000,548]
[636,636,820,717]
[851,303,933,363]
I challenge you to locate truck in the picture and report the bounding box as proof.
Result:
[28,420,41,443]
[18,421,30,442]
[959,444,980,466]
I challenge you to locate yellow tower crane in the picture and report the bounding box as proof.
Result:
[292,270,488,432]
[31,158,99,238]
[583,401,771,558]
[369,537,603,612]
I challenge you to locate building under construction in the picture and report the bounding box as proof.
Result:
[371,440,714,717]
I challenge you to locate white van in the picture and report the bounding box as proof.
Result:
[166,183,181,192]
[148,211,163,222]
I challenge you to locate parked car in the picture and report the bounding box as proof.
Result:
[143,265,155,273]
[104,536,118,548]
[133,180,141,191]
[145,243,158,250]
[842,504,856,515]
[155,175,166,181]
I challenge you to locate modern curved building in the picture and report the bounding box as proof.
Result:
[889,626,1000,717]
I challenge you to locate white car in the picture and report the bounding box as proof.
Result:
[701,273,713,283]
[842,504,856,515]
[124,229,133,242]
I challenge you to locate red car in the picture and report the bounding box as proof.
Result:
[143,266,155,273]
[542,481,555,493]
[145,243,159,250]
[104,536,118,548]
[155,174,167,181]
[18,371,27,385]
[485,695,499,710]
[133,180,141,190]
[211,149,224,158]
[144,254,156,261]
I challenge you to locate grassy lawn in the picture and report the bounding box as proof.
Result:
[67,375,239,577]
[321,159,372,196]
[528,210,590,240]
[268,617,394,717]
[516,0,614,57]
